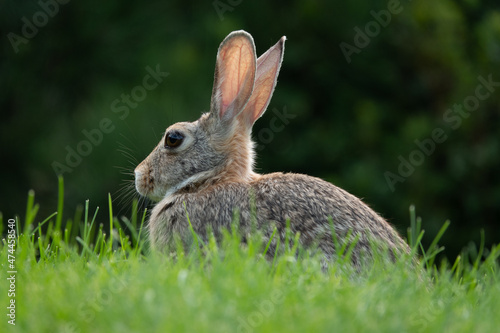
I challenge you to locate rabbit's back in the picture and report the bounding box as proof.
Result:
[253,173,409,258]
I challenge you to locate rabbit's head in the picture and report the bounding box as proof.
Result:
[135,31,285,201]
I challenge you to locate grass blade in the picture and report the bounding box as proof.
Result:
[55,175,64,231]
[109,193,114,252]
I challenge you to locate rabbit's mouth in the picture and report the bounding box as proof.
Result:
[135,167,214,202]
[137,187,164,203]
[134,169,163,202]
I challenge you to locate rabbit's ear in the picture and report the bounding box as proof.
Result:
[240,36,286,127]
[211,31,257,123]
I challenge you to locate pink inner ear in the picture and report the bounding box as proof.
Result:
[250,60,279,121]
[218,40,254,118]
[241,37,284,125]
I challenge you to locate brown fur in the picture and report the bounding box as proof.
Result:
[135,30,411,267]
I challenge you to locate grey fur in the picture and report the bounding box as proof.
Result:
[135,30,411,266]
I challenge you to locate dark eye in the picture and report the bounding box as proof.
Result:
[164,131,184,148]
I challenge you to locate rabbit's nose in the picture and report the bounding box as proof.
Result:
[135,160,146,178]
[134,169,148,196]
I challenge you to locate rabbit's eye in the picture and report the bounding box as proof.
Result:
[165,131,184,148]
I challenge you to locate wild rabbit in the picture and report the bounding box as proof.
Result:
[135,30,411,266]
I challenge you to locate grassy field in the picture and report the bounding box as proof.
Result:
[1,179,500,333]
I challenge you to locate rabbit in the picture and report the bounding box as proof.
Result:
[134,30,411,267]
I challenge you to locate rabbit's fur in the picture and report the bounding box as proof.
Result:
[135,30,410,266]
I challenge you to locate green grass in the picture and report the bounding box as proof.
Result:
[1,177,500,333]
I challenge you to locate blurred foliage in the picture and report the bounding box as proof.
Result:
[1,0,499,259]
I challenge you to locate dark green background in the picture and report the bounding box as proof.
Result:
[1,0,499,259]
